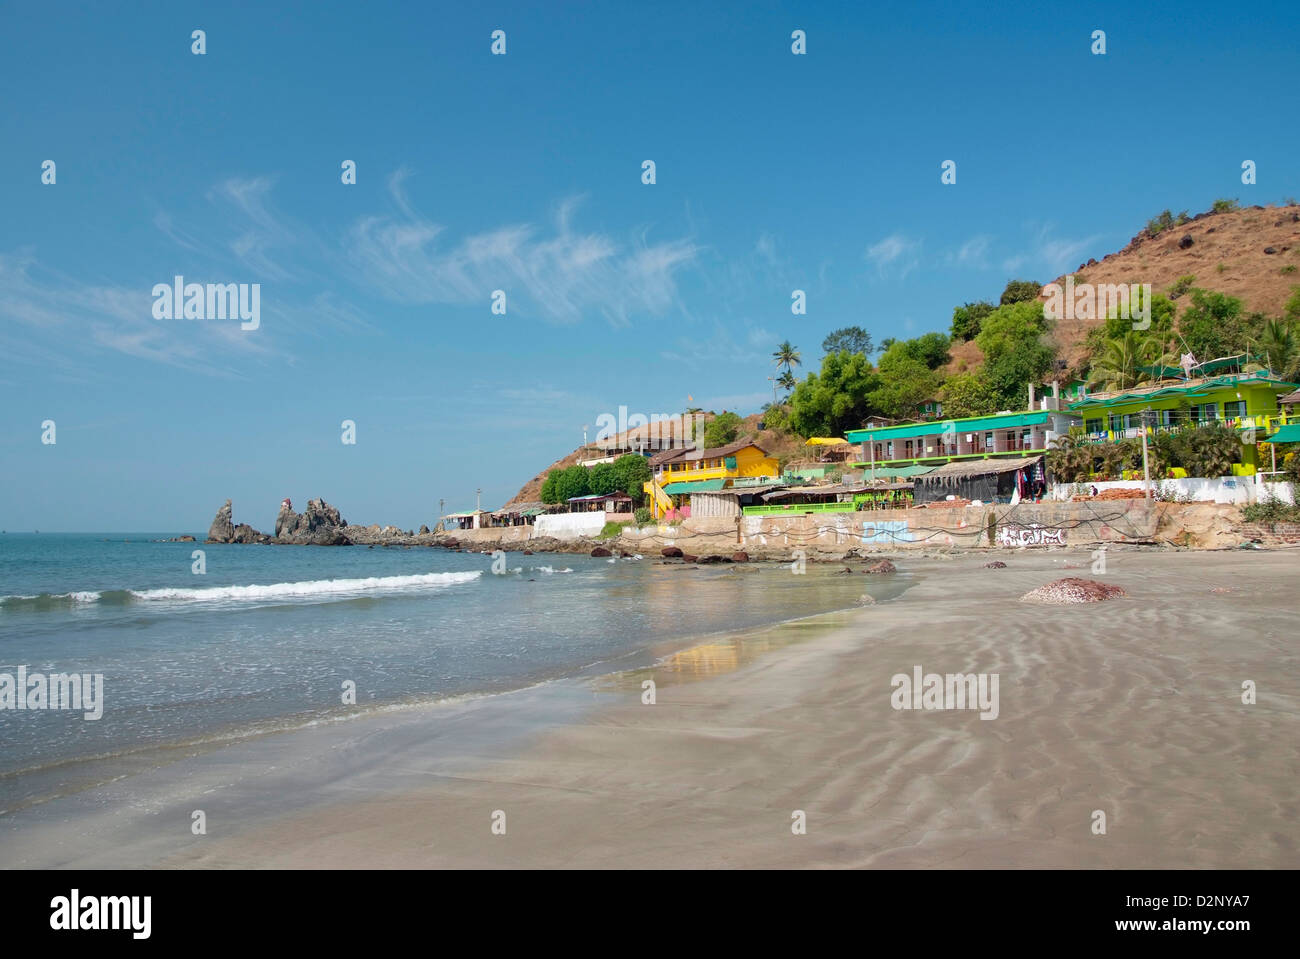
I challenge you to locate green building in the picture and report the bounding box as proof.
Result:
[1066,371,1299,469]
[845,408,1080,469]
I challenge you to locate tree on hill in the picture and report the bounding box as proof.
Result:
[1087,331,1163,391]
[541,464,592,504]
[870,349,940,421]
[941,371,1002,418]
[975,300,1056,410]
[1258,317,1298,380]
[587,462,619,496]
[611,454,651,506]
[951,300,995,342]
[1285,286,1300,324]
[892,331,951,369]
[788,350,880,438]
[1177,289,1249,361]
[702,411,742,448]
[821,326,873,357]
[1000,279,1042,306]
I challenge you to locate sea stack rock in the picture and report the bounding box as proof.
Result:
[206,499,235,543]
[276,497,351,545]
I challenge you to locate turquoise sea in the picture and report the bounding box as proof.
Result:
[0,533,903,810]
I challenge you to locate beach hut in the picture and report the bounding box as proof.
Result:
[565,492,634,515]
[912,455,1045,506]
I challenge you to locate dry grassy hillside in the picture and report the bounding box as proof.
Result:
[948,203,1300,377]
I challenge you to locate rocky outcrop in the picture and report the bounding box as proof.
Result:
[864,559,897,574]
[232,523,273,545]
[206,499,235,543]
[276,498,351,545]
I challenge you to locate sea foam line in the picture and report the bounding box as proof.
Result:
[0,571,482,609]
[131,570,482,602]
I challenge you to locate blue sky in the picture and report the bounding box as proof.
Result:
[2,0,1298,531]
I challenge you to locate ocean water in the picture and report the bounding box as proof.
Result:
[0,533,906,809]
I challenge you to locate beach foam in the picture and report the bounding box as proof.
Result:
[0,571,481,610]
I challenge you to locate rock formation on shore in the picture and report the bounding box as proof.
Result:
[206,499,235,543]
[206,497,348,545]
[275,498,351,545]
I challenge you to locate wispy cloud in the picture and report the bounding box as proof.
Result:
[345,171,699,326]
[660,321,775,368]
[865,233,922,279]
[1003,224,1103,278]
[0,251,268,375]
[945,234,993,268]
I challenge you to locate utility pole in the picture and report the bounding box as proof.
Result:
[476,488,482,512]
[439,497,444,519]
[767,376,777,406]
[869,432,876,485]
[1141,408,1152,500]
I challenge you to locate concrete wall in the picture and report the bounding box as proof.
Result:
[532,513,611,539]
[1050,477,1295,505]
[620,500,1159,555]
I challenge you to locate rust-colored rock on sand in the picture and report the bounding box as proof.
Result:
[1020,577,1127,604]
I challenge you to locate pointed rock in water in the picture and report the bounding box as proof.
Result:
[864,559,896,574]
[661,546,683,558]
[206,499,235,543]
[984,561,1008,569]
[590,546,613,557]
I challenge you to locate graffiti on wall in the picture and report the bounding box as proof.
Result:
[996,523,1065,547]
[862,520,914,544]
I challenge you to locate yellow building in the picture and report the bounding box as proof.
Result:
[644,440,781,518]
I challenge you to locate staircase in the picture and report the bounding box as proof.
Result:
[644,479,674,519]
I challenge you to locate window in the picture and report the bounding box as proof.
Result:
[1006,431,1015,449]
[1085,418,1103,434]
[984,432,994,450]
[1224,400,1246,420]
[1108,414,1123,433]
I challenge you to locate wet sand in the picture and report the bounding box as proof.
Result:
[3,548,1297,868]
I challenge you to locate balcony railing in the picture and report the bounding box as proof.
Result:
[1081,412,1296,443]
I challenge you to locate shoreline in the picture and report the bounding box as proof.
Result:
[0,564,910,828]
[2,547,1296,868]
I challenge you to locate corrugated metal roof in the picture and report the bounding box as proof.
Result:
[915,455,1042,480]
[861,464,938,478]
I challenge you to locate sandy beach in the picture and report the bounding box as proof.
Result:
[3,547,1296,870]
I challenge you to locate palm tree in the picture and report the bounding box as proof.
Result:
[772,340,801,374]
[777,369,796,394]
[1258,318,1296,377]
[1087,331,1164,391]
[1047,434,1093,484]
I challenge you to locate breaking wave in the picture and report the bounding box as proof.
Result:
[0,571,482,611]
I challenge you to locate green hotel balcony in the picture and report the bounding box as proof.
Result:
[848,442,1047,470]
